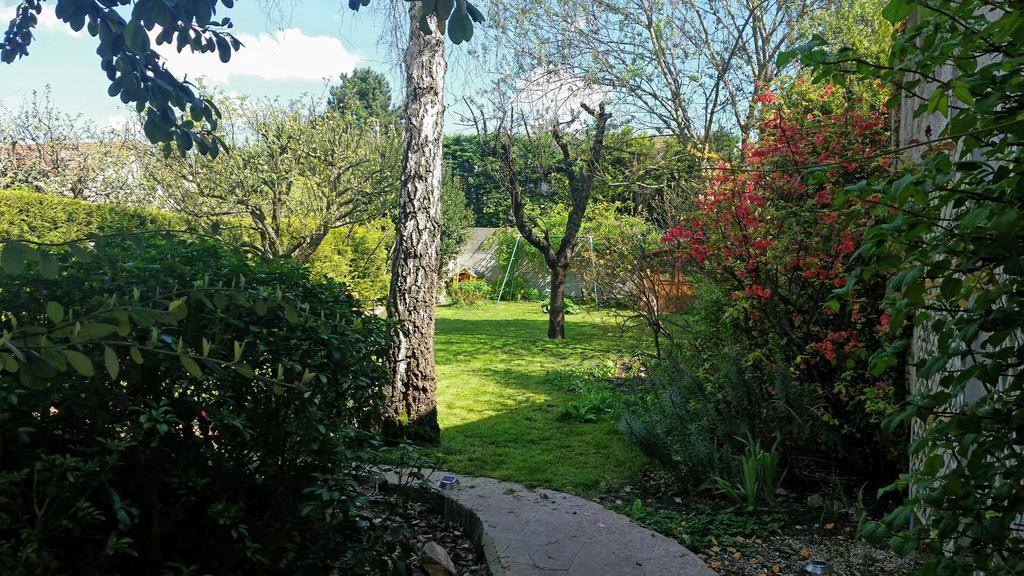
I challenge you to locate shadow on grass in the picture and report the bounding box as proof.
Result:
[433,305,650,495]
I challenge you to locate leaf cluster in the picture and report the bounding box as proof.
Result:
[0,234,407,574]
[2,0,241,156]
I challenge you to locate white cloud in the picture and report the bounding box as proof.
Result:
[157,28,359,85]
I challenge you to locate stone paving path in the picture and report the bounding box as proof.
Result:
[385,468,717,576]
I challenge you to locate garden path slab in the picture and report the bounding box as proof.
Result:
[384,468,716,576]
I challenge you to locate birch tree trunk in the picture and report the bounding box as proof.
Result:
[384,5,446,443]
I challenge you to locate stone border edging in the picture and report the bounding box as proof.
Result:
[382,477,507,576]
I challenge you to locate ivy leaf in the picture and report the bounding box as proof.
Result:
[46,301,65,324]
[234,362,254,379]
[940,277,963,300]
[180,355,203,378]
[950,80,974,105]
[881,0,913,24]
[889,534,918,558]
[38,250,59,279]
[1,241,32,275]
[63,350,96,377]
[104,346,120,381]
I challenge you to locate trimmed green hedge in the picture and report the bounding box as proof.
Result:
[0,189,392,302]
[0,188,182,243]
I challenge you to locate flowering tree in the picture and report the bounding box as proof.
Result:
[662,78,900,475]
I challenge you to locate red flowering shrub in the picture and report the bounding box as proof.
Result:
[662,79,903,482]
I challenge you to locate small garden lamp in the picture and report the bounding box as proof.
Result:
[804,560,831,575]
[438,474,460,490]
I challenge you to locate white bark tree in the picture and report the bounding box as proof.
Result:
[383,3,448,442]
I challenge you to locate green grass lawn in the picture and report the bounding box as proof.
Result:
[433,301,649,496]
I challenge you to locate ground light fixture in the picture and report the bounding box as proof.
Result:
[804,560,831,574]
[438,474,460,490]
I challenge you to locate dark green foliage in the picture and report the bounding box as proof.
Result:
[622,370,742,489]
[327,67,402,127]
[439,172,473,277]
[0,235,407,574]
[613,498,785,553]
[629,272,904,493]
[788,0,1024,572]
[442,132,575,227]
[346,0,484,44]
[443,134,508,226]
[2,0,236,156]
[1,188,393,305]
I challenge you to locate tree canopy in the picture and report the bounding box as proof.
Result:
[327,68,402,126]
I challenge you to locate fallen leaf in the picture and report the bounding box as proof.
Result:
[824,522,836,530]
[800,548,811,559]
[732,551,742,560]
[772,565,782,573]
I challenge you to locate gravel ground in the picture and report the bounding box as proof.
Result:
[697,523,919,575]
[599,470,920,576]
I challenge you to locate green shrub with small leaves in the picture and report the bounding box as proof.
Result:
[541,297,577,315]
[0,234,410,574]
[447,278,492,306]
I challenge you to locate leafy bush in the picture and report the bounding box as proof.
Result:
[494,275,541,302]
[0,235,409,574]
[793,0,1024,570]
[447,278,492,306]
[656,80,906,489]
[541,297,577,315]
[308,218,394,304]
[1,189,393,307]
[622,372,740,488]
[439,171,473,279]
[613,498,785,553]
[0,188,182,242]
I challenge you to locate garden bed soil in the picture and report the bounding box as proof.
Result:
[598,470,919,576]
[370,489,489,576]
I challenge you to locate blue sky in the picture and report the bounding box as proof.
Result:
[0,0,488,131]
